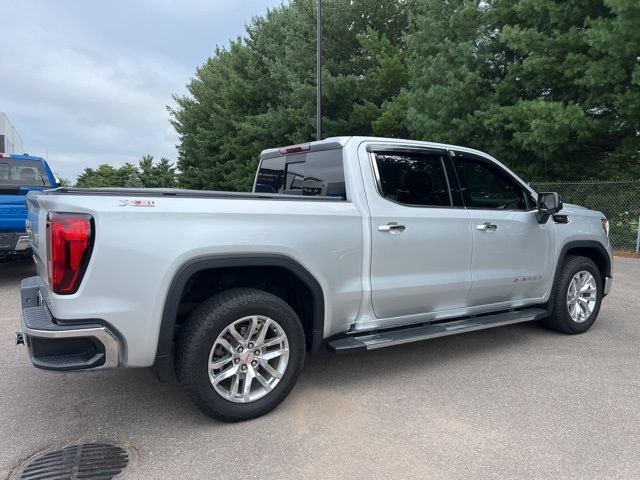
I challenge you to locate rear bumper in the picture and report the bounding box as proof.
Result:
[19,276,119,371]
[14,235,30,251]
[0,231,30,254]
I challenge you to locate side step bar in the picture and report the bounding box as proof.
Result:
[328,308,549,353]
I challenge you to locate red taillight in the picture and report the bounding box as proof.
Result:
[47,212,93,294]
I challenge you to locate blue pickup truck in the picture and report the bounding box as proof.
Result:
[0,153,58,260]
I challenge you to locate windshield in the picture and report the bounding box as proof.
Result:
[0,160,52,188]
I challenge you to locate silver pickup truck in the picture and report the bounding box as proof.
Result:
[17,136,613,421]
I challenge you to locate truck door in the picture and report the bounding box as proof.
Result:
[449,152,554,305]
[364,147,473,319]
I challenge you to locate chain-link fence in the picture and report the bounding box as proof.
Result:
[531,180,640,252]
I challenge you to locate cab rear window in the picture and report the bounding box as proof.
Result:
[0,160,51,187]
[255,150,346,198]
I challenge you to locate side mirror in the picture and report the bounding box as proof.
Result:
[536,192,563,223]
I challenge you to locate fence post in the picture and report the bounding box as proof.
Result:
[637,217,640,254]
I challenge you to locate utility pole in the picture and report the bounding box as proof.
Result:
[316,0,322,141]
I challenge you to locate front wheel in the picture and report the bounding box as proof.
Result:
[176,288,306,422]
[543,255,603,334]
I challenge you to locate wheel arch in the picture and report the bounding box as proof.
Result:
[152,254,325,381]
[554,240,611,288]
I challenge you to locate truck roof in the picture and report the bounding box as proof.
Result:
[260,137,351,160]
[260,136,499,161]
[0,153,46,162]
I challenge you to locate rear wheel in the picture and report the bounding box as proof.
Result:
[176,288,305,422]
[544,255,603,334]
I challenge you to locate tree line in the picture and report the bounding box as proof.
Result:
[75,155,177,188]
[169,0,639,191]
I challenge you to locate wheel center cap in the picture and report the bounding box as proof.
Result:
[240,350,254,364]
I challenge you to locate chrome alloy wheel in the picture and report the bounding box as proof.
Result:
[208,315,289,403]
[566,270,597,323]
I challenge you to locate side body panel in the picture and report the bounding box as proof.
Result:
[358,146,473,319]
[347,137,612,332]
[34,193,363,367]
[369,206,473,317]
[545,204,614,293]
[467,209,555,305]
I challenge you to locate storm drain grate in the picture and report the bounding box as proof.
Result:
[16,442,131,480]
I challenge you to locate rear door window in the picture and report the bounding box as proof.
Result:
[373,151,452,207]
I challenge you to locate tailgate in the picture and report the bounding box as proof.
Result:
[0,190,28,231]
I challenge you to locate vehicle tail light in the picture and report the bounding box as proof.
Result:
[47,212,93,294]
[601,218,609,237]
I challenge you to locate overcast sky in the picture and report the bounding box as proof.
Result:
[1,0,284,181]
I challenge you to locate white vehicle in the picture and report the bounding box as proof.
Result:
[17,137,613,421]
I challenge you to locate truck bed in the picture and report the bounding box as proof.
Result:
[24,185,363,367]
[42,187,343,202]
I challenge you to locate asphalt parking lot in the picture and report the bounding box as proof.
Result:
[1,257,639,480]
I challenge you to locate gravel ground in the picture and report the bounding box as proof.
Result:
[1,256,638,480]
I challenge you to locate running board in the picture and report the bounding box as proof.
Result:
[328,308,549,353]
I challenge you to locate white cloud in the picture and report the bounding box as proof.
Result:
[0,0,283,182]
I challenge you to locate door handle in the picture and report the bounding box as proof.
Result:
[476,222,498,231]
[378,222,406,233]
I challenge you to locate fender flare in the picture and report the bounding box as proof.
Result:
[152,254,325,381]
[552,240,612,291]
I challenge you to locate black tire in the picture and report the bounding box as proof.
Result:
[175,288,305,422]
[543,255,603,334]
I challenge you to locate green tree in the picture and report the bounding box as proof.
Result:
[116,163,139,186]
[583,0,640,178]
[171,0,639,188]
[404,0,639,180]
[124,170,144,188]
[171,0,413,191]
[74,156,178,188]
[137,154,177,187]
[138,154,156,185]
[76,164,123,187]
[153,158,177,188]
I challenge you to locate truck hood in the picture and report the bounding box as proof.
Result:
[561,203,603,217]
[562,203,588,211]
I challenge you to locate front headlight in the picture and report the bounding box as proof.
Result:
[601,218,609,237]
